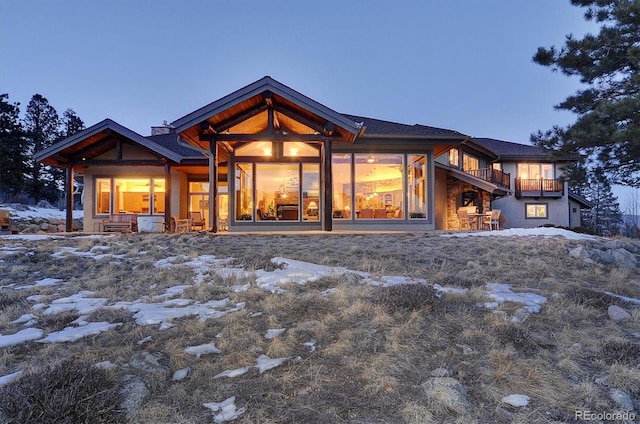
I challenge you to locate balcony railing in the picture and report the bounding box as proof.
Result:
[515,178,564,199]
[465,168,511,189]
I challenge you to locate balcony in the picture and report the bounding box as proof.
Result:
[515,178,564,199]
[464,168,511,189]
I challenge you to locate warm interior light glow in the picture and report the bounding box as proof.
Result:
[308,201,318,210]
[289,149,298,156]
[367,155,375,163]
[263,149,272,156]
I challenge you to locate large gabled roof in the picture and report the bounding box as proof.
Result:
[172,76,365,146]
[343,114,468,139]
[472,137,582,161]
[34,119,184,168]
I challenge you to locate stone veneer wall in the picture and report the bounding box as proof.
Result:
[446,175,491,230]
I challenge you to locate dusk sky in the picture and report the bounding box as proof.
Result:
[3,1,631,201]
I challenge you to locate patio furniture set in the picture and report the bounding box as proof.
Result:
[457,208,501,231]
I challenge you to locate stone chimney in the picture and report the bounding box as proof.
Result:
[151,121,175,136]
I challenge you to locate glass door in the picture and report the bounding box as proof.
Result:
[189,182,210,228]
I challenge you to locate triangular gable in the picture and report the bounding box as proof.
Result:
[172,76,364,146]
[34,119,183,167]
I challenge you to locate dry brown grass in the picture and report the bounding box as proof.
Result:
[0,231,639,423]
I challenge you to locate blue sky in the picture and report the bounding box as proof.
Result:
[3,1,631,202]
[1,0,593,140]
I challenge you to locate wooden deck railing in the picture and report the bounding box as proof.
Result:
[515,178,564,198]
[464,168,511,189]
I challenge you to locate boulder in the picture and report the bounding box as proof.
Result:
[609,388,634,410]
[421,377,471,415]
[608,305,632,321]
[129,350,170,378]
[611,248,638,268]
[120,374,149,413]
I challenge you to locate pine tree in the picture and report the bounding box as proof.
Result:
[0,94,27,200]
[62,108,85,137]
[580,168,623,235]
[532,0,640,186]
[23,94,61,204]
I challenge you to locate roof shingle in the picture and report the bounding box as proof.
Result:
[342,114,468,138]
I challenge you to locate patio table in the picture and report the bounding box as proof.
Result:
[468,213,491,230]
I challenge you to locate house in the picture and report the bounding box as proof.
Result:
[435,137,591,230]
[34,76,588,233]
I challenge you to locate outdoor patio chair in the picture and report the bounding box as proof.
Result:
[173,214,191,233]
[457,208,476,230]
[482,209,501,230]
[189,211,206,230]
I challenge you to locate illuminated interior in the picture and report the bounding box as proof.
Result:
[95,177,165,215]
[518,163,553,180]
[332,153,427,220]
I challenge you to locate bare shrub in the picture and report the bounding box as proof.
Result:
[602,340,640,365]
[0,291,26,310]
[564,287,622,308]
[231,254,285,272]
[0,359,123,423]
[607,362,640,394]
[371,283,438,311]
[38,311,80,332]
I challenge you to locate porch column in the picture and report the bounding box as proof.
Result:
[65,163,74,232]
[322,138,332,231]
[209,139,218,232]
[164,163,171,231]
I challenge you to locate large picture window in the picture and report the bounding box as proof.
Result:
[355,154,403,219]
[255,163,300,221]
[332,153,427,221]
[95,177,165,215]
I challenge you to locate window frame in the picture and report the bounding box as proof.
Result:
[525,203,549,219]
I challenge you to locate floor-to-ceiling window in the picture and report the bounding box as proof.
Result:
[354,154,403,219]
[255,163,300,220]
[233,141,321,224]
[332,155,352,219]
[407,155,427,218]
[301,164,320,221]
[331,153,428,221]
[235,163,253,220]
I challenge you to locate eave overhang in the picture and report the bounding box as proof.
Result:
[171,76,364,147]
[34,119,183,168]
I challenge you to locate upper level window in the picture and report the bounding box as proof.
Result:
[236,141,273,157]
[283,142,319,157]
[462,153,479,171]
[518,163,553,179]
[449,148,459,167]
